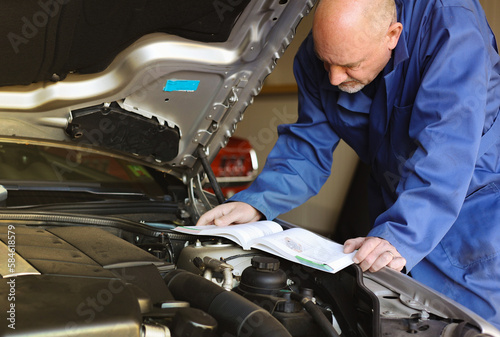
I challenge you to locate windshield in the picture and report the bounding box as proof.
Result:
[0,142,169,204]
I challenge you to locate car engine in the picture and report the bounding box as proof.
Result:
[0,222,492,337]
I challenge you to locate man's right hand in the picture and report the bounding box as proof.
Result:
[195,202,263,227]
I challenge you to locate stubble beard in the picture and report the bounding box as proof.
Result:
[338,79,365,94]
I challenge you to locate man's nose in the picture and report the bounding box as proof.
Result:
[324,63,347,86]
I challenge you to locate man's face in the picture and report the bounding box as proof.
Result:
[313,21,394,94]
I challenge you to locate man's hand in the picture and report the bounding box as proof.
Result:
[343,237,406,272]
[196,202,263,227]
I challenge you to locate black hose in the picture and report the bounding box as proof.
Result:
[290,292,341,337]
[165,269,292,337]
[197,146,225,204]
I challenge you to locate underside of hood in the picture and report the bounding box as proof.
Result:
[0,0,316,181]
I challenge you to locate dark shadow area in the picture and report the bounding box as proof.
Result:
[332,161,371,243]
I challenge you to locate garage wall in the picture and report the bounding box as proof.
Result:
[480,0,500,36]
[233,1,500,236]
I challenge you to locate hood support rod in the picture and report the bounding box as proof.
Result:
[197,146,225,204]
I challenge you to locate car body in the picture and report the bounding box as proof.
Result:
[0,1,499,336]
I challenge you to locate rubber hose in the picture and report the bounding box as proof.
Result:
[165,269,292,337]
[290,292,340,337]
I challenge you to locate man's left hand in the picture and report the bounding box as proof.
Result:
[343,237,406,272]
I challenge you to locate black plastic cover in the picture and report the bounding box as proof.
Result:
[66,103,180,163]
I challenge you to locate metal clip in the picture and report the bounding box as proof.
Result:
[214,86,239,109]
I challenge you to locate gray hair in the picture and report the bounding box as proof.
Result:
[363,0,397,39]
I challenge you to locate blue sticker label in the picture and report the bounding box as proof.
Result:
[163,80,200,92]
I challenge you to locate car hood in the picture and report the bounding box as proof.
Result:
[0,0,315,181]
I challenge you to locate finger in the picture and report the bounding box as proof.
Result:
[213,209,241,227]
[352,237,405,272]
[196,208,222,226]
[343,237,367,253]
[355,237,401,261]
[214,203,262,227]
[388,256,407,272]
[196,202,262,227]
[196,203,236,226]
[365,250,397,272]
[352,237,386,264]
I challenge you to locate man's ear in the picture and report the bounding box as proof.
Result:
[386,22,403,50]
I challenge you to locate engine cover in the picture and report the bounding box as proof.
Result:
[0,226,174,337]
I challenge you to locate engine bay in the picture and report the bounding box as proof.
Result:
[0,218,490,337]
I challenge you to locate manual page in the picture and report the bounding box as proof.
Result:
[173,220,355,273]
[173,221,283,249]
[249,227,355,273]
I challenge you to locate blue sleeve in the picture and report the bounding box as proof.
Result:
[369,6,495,271]
[230,35,341,220]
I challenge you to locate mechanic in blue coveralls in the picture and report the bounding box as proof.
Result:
[197,0,500,328]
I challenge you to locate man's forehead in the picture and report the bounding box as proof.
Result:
[313,39,366,68]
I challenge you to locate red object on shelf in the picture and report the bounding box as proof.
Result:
[207,137,258,198]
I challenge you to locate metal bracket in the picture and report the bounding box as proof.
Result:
[193,130,212,146]
[214,86,239,109]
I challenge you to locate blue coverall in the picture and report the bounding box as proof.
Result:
[231,0,500,328]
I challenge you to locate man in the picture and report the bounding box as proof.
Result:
[197,0,500,328]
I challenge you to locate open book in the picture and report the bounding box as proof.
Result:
[172,220,355,274]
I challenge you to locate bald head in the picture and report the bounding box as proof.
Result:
[312,0,402,92]
[314,0,397,43]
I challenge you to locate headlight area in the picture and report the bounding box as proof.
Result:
[0,221,489,337]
